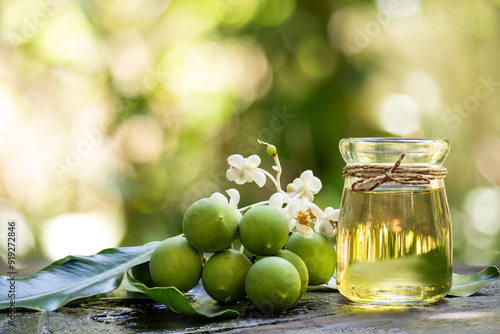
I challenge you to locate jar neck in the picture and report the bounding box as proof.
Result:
[341,151,448,192]
[342,178,446,191]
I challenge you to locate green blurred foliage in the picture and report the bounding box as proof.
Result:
[0,0,500,267]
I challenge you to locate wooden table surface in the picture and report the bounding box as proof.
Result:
[1,265,499,334]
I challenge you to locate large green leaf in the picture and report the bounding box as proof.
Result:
[66,272,150,306]
[0,243,158,311]
[449,265,500,297]
[127,263,246,318]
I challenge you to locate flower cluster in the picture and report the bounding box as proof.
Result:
[213,140,339,239]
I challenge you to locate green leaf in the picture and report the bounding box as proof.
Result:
[0,243,158,311]
[66,273,150,306]
[449,265,500,297]
[127,263,245,318]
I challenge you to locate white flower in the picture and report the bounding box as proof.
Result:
[287,198,325,239]
[269,194,327,238]
[315,207,339,238]
[211,188,243,221]
[288,170,322,201]
[268,192,293,228]
[226,154,266,187]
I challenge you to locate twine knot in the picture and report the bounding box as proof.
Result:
[382,170,394,182]
[342,153,447,193]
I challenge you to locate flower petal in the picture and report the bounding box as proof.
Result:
[296,224,314,239]
[269,193,285,210]
[300,170,314,182]
[227,154,245,169]
[302,192,314,202]
[226,188,240,209]
[234,175,247,184]
[317,219,337,238]
[308,202,326,221]
[245,154,261,168]
[226,168,242,182]
[287,199,302,217]
[210,192,228,204]
[292,178,304,189]
[252,170,266,188]
[235,210,243,222]
[305,176,322,194]
[282,208,292,222]
[327,208,340,221]
[243,170,254,183]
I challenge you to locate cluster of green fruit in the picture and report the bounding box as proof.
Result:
[148,197,337,314]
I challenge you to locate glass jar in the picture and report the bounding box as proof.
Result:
[337,138,452,304]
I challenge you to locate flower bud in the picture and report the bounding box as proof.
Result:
[266,144,277,156]
[286,183,295,193]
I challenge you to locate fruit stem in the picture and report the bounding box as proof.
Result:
[273,152,282,193]
[256,167,280,191]
[257,139,283,193]
[238,200,270,213]
[290,189,306,201]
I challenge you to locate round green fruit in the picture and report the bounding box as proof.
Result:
[238,205,288,256]
[183,198,238,253]
[276,249,309,298]
[202,249,252,304]
[286,232,336,285]
[245,256,301,314]
[149,236,203,291]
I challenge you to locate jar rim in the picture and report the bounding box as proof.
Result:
[340,137,449,145]
[339,137,450,165]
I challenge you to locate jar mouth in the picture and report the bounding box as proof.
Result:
[339,137,450,165]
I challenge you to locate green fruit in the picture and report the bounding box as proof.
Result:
[183,198,238,253]
[245,257,301,314]
[238,205,288,256]
[202,249,252,304]
[286,232,336,285]
[149,236,203,291]
[276,249,309,298]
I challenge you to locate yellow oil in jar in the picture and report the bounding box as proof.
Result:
[337,187,452,304]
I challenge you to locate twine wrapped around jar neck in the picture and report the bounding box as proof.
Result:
[342,153,448,193]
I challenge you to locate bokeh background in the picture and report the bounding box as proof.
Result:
[1,0,500,274]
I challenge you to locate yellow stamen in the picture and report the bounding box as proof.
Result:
[297,207,317,227]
